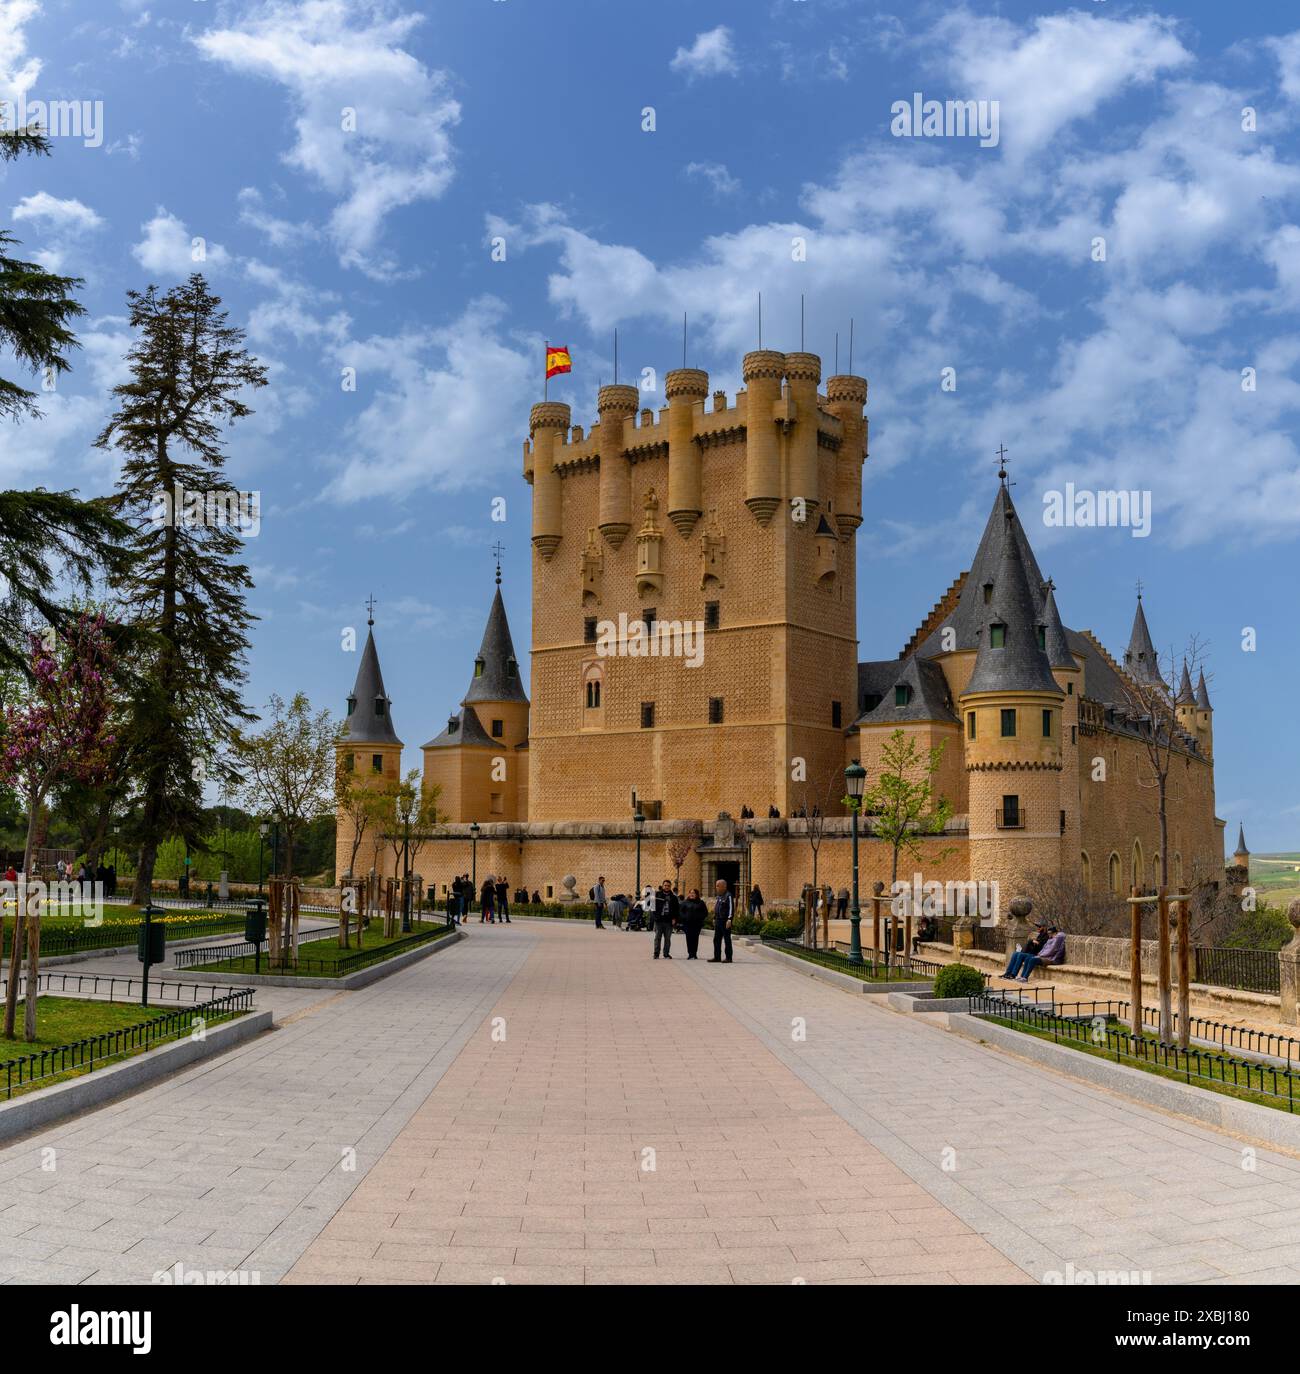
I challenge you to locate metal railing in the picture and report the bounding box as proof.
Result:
[1,915,246,959]
[763,935,944,982]
[2,970,255,1004]
[1194,945,1279,996]
[0,987,255,1101]
[173,926,338,969]
[995,806,1025,829]
[187,921,453,977]
[970,994,1300,1112]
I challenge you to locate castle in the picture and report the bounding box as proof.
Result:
[335,347,1228,916]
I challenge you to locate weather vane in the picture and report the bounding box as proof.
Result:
[491,541,505,586]
[996,444,1010,484]
[364,593,377,626]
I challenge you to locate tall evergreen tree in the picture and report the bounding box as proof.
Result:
[95,274,267,903]
[0,119,129,671]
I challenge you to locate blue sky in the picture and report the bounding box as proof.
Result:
[0,0,1297,852]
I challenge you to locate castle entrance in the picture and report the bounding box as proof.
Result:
[700,855,741,900]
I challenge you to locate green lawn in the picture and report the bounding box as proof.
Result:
[763,939,932,984]
[0,995,246,1100]
[1251,855,1300,908]
[984,1013,1300,1115]
[193,919,454,977]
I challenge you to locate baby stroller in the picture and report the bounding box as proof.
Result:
[627,886,654,932]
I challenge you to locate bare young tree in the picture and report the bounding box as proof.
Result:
[1021,866,1129,937]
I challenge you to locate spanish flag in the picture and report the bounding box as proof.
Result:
[545,342,572,380]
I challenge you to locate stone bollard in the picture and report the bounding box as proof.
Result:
[1279,900,1300,1026]
[1004,895,1033,958]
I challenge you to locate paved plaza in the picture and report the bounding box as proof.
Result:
[5,922,1300,1284]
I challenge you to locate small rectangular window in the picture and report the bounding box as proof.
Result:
[1042,708,1052,738]
[895,685,911,707]
[999,794,1020,828]
[1067,681,1073,695]
[704,600,720,630]
[990,624,1006,648]
[1037,626,1046,651]
[966,711,976,740]
[490,792,503,815]
[831,700,842,728]
[1071,724,1077,745]
[345,753,355,772]
[641,701,655,729]
[492,718,504,738]
[1001,708,1016,738]
[584,617,597,643]
[642,607,657,631]
[1060,809,1066,835]
[371,754,383,773]
[708,697,724,724]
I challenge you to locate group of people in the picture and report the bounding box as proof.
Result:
[1001,924,1066,982]
[594,877,740,962]
[11,858,119,895]
[445,874,538,924]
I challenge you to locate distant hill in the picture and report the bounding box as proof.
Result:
[1251,854,1300,907]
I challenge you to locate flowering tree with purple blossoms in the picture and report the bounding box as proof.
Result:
[0,613,115,1041]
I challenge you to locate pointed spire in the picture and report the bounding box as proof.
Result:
[1195,668,1212,710]
[344,616,401,745]
[1235,824,1249,858]
[463,584,528,706]
[1123,592,1161,685]
[1040,580,1074,670]
[1176,659,1194,704]
[964,506,1062,696]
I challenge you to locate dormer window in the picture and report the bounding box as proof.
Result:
[895,684,912,707]
[448,716,459,735]
[983,582,993,605]
[506,657,518,677]
[346,694,356,716]
[1037,626,1046,651]
[474,658,485,677]
[989,623,1006,648]
[375,697,386,717]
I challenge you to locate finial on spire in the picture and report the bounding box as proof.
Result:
[491,540,505,586]
[996,444,1009,483]
[364,593,377,627]
[1135,577,1144,601]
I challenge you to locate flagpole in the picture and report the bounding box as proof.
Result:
[544,338,548,401]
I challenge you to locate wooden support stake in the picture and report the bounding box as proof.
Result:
[1157,885,1172,1043]
[1177,895,1191,1050]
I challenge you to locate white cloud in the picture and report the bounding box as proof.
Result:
[670,26,739,80]
[12,192,102,232]
[132,207,231,276]
[196,0,460,277]
[684,161,740,197]
[237,186,318,250]
[0,0,41,112]
[1267,31,1300,102]
[323,295,535,503]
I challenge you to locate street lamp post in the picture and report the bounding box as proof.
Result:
[845,760,867,966]
[397,794,414,933]
[633,811,645,903]
[744,821,755,925]
[257,821,269,897]
[469,821,480,915]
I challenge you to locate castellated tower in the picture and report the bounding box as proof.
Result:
[959,504,1065,906]
[334,617,404,881]
[523,348,869,822]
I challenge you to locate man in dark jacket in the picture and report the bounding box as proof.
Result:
[495,877,510,923]
[708,879,735,963]
[652,879,679,959]
[679,888,708,959]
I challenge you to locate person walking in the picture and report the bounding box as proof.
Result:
[592,876,607,929]
[480,875,495,923]
[679,888,708,959]
[495,877,510,923]
[708,878,735,963]
[836,886,849,921]
[749,882,764,919]
[651,879,678,959]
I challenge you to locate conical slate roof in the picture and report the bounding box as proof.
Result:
[913,483,1047,659]
[855,655,957,726]
[1235,823,1249,857]
[963,506,1062,696]
[423,704,494,750]
[1041,583,1074,670]
[1195,669,1212,710]
[462,586,528,707]
[1177,660,1194,704]
[344,626,401,745]
[1123,597,1161,685]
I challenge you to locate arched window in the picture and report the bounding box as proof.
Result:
[1080,851,1091,891]
[1153,852,1161,885]
[1108,852,1121,895]
[1132,840,1144,891]
[585,679,601,709]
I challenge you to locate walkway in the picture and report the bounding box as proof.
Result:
[5,922,1300,1283]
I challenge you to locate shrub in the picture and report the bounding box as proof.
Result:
[932,962,985,999]
[761,914,802,941]
[731,911,761,936]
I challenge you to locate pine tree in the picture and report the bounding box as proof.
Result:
[95,274,268,903]
[0,121,129,670]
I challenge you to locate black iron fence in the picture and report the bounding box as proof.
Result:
[0,987,255,1101]
[1194,946,1279,996]
[1,915,247,960]
[2,970,254,1005]
[173,926,338,970]
[970,994,1300,1113]
[190,921,453,977]
[762,935,943,982]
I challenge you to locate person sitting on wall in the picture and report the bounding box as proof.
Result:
[1003,925,1062,981]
